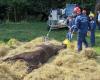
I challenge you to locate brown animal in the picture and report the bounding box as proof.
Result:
[3,43,66,73]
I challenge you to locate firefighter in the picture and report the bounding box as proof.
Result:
[66,15,74,41]
[89,12,96,47]
[82,9,87,15]
[74,7,90,51]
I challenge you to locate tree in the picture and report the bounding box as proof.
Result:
[0,0,97,22]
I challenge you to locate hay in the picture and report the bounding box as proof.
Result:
[6,37,61,57]
[9,60,28,78]
[80,48,96,59]
[7,38,23,49]
[6,37,44,56]
[0,60,28,79]
[49,39,61,45]
[0,45,11,57]
[23,64,69,80]
[24,48,100,80]
[0,41,6,45]
[0,64,19,80]
[24,62,100,80]
[52,49,81,67]
[0,37,63,80]
[0,37,100,80]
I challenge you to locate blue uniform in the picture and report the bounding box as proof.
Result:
[66,31,73,41]
[67,18,75,28]
[75,14,90,51]
[90,20,96,46]
[66,17,75,41]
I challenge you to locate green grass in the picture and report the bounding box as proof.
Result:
[0,22,67,41]
[0,22,100,54]
[94,30,100,54]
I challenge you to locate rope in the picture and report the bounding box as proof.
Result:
[46,26,52,38]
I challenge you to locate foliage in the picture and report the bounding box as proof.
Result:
[0,0,97,22]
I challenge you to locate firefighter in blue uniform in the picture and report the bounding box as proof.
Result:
[74,7,90,51]
[89,12,96,47]
[66,15,74,41]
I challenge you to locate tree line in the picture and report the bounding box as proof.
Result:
[0,0,96,22]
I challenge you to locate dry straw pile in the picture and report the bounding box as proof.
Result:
[0,37,99,80]
[24,48,100,80]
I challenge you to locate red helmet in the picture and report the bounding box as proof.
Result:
[73,7,81,14]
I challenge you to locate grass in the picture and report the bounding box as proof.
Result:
[0,21,100,54]
[0,22,67,41]
[94,30,100,54]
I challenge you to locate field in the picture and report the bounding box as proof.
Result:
[0,21,100,54]
[0,22,100,80]
[0,22,66,41]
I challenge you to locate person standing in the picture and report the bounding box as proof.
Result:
[97,11,100,30]
[66,15,75,41]
[74,7,90,51]
[82,9,87,15]
[89,12,96,47]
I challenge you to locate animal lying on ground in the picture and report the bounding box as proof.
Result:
[3,43,66,73]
